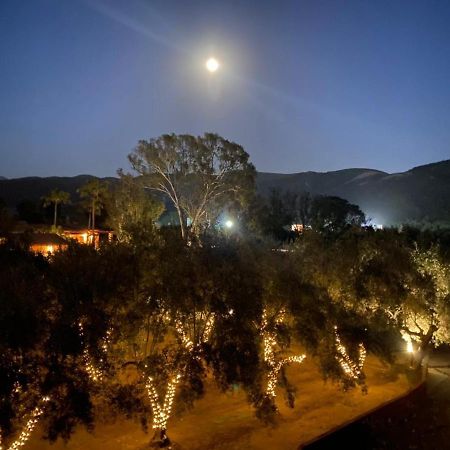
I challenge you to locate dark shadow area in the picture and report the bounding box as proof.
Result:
[303,374,450,450]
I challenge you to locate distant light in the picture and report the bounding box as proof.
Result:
[206,57,219,72]
[407,341,414,353]
[225,220,233,228]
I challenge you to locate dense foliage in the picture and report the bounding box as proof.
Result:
[1,135,449,448]
[1,223,449,447]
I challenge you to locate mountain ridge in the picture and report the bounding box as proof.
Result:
[1,160,450,226]
[256,160,450,226]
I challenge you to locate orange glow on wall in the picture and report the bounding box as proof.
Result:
[63,229,114,249]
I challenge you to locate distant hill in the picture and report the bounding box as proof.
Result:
[1,160,450,226]
[257,160,450,226]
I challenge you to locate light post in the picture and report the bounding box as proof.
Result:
[223,219,234,237]
[407,341,414,368]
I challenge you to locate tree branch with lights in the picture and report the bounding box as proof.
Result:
[333,326,366,391]
[139,311,215,447]
[257,308,306,421]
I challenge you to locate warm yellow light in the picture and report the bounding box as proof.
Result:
[146,374,181,430]
[261,308,306,401]
[6,396,50,450]
[334,326,366,381]
[407,341,414,353]
[206,57,219,72]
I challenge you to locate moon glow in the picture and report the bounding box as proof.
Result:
[206,57,219,72]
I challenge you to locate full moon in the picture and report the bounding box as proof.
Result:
[206,57,219,72]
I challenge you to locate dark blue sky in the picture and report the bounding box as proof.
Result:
[1,0,449,178]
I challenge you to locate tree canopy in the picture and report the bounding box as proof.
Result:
[2,132,450,448]
[128,133,256,239]
[78,179,109,230]
[42,188,70,227]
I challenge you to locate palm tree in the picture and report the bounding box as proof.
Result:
[42,189,71,227]
[78,179,109,231]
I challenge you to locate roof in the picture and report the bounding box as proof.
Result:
[28,233,68,245]
[63,228,113,234]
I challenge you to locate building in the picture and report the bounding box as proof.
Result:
[63,229,114,249]
[28,233,68,255]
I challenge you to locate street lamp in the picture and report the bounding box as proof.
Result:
[407,340,414,368]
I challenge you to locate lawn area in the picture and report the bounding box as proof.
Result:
[28,354,414,450]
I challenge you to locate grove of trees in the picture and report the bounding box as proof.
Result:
[1,133,450,448]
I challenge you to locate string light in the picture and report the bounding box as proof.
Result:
[174,319,194,351]
[78,321,111,382]
[266,355,306,398]
[146,375,181,430]
[261,309,306,400]
[202,315,215,343]
[102,328,112,353]
[334,326,366,381]
[0,396,50,450]
[146,313,215,431]
[174,314,215,351]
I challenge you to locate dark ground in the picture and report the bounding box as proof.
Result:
[303,348,450,450]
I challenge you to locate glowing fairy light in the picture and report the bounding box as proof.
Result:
[82,348,103,382]
[174,314,215,352]
[261,309,306,400]
[0,396,50,450]
[147,313,215,431]
[334,326,366,381]
[145,374,181,430]
[174,319,194,351]
[78,321,112,382]
[102,328,113,352]
[202,315,215,343]
[266,355,306,398]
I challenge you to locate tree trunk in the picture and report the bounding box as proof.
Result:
[92,201,96,231]
[415,325,437,369]
[175,204,186,240]
[150,428,172,448]
[190,221,201,240]
[53,201,58,227]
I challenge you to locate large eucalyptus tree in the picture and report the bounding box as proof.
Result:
[128,133,255,240]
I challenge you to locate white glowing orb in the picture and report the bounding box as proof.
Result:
[225,220,233,228]
[206,57,219,72]
[407,341,414,353]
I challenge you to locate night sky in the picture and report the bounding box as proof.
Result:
[1,0,450,178]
